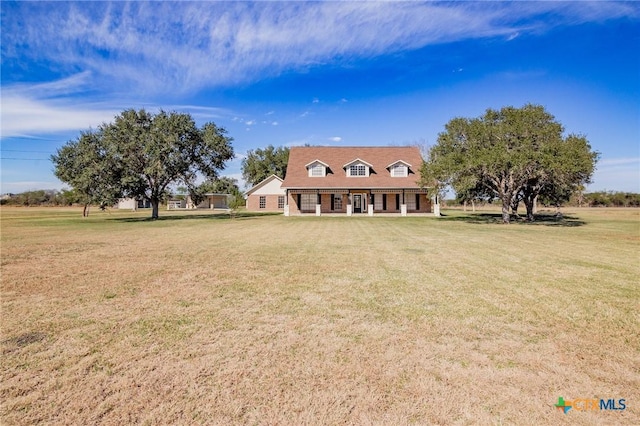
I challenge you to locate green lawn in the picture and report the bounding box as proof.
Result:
[1,207,638,425]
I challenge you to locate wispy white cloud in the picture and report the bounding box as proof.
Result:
[590,157,640,192]
[328,136,343,142]
[0,75,234,138]
[598,157,640,167]
[0,92,119,138]
[2,2,639,92]
[506,33,520,42]
[2,1,637,141]
[4,1,633,95]
[169,105,233,121]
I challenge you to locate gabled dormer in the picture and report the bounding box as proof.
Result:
[305,159,330,177]
[387,160,412,177]
[343,158,374,177]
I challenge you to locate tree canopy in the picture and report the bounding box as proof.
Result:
[52,130,124,216]
[52,109,235,218]
[241,145,289,187]
[420,104,599,223]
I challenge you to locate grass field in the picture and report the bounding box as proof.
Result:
[1,206,638,425]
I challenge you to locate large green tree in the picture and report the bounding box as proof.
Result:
[420,104,598,223]
[53,109,234,219]
[52,130,124,216]
[241,145,289,186]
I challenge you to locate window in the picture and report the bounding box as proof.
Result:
[259,196,266,209]
[406,194,416,211]
[392,164,407,177]
[374,194,383,211]
[300,194,315,212]
[334,194,342,210]
[349,164,366,176]
[278,196,284,209]
[310,164,324,177]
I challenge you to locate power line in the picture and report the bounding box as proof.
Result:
[1,149,55,154]
[0,157,52,161]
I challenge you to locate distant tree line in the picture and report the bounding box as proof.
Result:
[572,191,640,208]
[447,190,640,209]
[1,180,246,208]
[1,189,84,207]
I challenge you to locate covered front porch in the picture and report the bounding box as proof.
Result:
[283,189,440,216]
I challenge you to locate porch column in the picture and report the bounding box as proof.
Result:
[368,192,374,216]
[284,189,290,216]
[433,194,441,217]
[401,190,407,216]
[315,190,321,216]
[346,192,353,216]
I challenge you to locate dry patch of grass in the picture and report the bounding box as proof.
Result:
[1,207,638,424]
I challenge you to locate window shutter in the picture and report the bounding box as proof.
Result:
[297,194,301,208]
[383,194,387,211]
[395,194,400,209]
[330,194,335,210]
[416,194,420,210]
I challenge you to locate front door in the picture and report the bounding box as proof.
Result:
[353,194,362,213]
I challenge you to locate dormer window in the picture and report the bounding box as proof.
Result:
[344,158,373,177]
[392,164,406,177]
[350,164,366,176]
[311,164,324,176]
[387,160,411,177]
[305,160,329,177]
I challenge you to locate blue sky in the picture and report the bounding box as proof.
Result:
[2,1,639,194]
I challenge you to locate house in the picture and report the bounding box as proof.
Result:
[171,194,231,209]
[117,197,151,210]
[188,193,231,210]
[243,146,439,216]
[245,175,286,212]
[119,193,230,210]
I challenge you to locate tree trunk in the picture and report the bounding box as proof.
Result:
[511,200,519,216]
[471,200,476,212]
[501,198,510,224]
[151,198,160,219]
[524,195,535,222]
[83,203,90,217]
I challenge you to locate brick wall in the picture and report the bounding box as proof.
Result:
[246,194,283,212]
[287,193,300,214]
